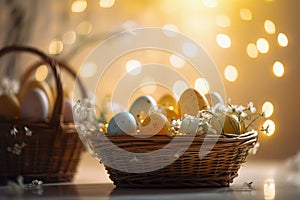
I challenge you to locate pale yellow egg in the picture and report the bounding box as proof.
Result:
[140,112,170,135]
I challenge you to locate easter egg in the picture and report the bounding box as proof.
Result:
[129,96,156,123]
[19,81,54,117]
[205,92,224,108]
[0,93,20,120]
[139,112,169,135]
[179,115,202,135]
[210,113,241,134]
[107,112,137,135]
[20,88,49,121]
[178,88,210,118]
[157,94,178,113]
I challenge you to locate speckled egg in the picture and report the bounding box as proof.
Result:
[139,112,169,135]
[129,96,157,123]
[178,88,210,118]
[107,112,137,135]
[210,113,241,134]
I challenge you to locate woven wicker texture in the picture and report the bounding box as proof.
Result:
[0,46,85,185]
[92,131,257,187]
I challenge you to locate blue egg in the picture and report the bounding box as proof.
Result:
[107,112,137,135]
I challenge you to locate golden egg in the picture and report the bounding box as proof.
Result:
[157,94,178,113]
[0,93,20,120]
[140,112,169,135]
[210,113,241,134]
[178,88,210,118]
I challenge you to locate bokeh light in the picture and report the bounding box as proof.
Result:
[262,101,274,118]
[216,34,231,48]
[202,0,218,8]
[76,21,92,35]
[62,31,76,44]
[224,65,238,82]
[256,38,269,54]
[216,15,231,27]
[99,0,115,8]
[126,60,142,75]
[173,80,189,100]
[194,78,210,95]
[169,54,186,68]
[35,65,48,82]
[48,39,63,54]
[162,24,179,37]
[273,61,285,77]
[80,62,97,78]
[264,179,276,200]
[71,0,87,13]
[182,42,198,58]
[247,43,259,58]
[264,19,276,34]
[277,33,288,47]
[263,119,276,136]
[240,8,252,21]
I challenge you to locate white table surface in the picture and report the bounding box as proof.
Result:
[1,152,300,200]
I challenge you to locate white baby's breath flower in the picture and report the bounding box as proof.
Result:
[213,103,227,113]
[248,102,257,113]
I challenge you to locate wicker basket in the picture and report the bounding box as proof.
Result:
[0,46,85,185]
[89,130,257,188]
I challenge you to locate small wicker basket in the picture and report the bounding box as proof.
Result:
[89,131,257,188]
[0,46,85,185]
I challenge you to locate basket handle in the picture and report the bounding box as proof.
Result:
[20,60,88,99]
[0,45,63,127]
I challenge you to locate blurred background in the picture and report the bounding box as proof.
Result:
[0,0,299,164]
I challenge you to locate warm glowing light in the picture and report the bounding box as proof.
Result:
[173,80,189,100]
[277,33,288,47]
[35,65,48,82]
[71,0,87,13]
[62,31,76,44]
[202,0,218,8]
[273,61,285,77]
[263,120,275,136]
[216,15,231,27]
[264,20,276,34]
[194,78,210,95]
[256,38,269,54]
[170,54,185,68]
[240,8,252,21]
[162,24,179,37]
[262,101,274,118]
[99,0,115,8]
[49,40,63,55]
[216,34,231,48]
[264,179,276,200]
[126,60,142,75]
[224,65,238,82]
[76,21,92,35]
[182,42,198,58]
[247,43,259,58]
[80,62,97,78]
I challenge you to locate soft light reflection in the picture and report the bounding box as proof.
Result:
[170,54,186,68]
[277,33,288,47]
[202,0,218,8]
[216,34,231,48]
[194,78,210,95]
[49,40,63,55]
[273,61,285,77]
[224,65,238,82]
[182,42,198,58]
[62,31,76,44]
[264,20,276,34]
[71,0,87,13]
[80,62,97,78]
[173,80,189,100]
[262,101,274,118]
[264,179,276,200]
[256,38,269,54]
[263,120,275,136]
[247,43,259,58]
[99,0,115,8]
[126,60,142,75]
[162,24,179,37]
[216,15,231,27]
[240,8,252,21]
[76,21,92,35]
[35,65,48,82]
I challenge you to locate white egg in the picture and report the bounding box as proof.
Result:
[107,112,137,135]
[20,88,49,121]
[205,92,224,108]
[129,96,157,122]
[179,115,202,135]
